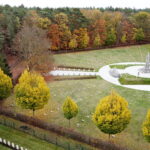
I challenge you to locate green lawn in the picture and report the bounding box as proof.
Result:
[0,124,64,150]
[53,44,150,69]
[3,44,150,150]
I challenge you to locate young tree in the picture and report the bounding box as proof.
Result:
[0,68,12,100]
[92,90,131,139]
[62,96,78,127]
[14,70,50,116]
[142,109,150,142]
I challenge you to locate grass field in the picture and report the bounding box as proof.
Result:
[3,44,150,150]
[0,124,64,150]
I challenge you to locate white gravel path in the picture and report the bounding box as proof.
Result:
[49,70,98,76]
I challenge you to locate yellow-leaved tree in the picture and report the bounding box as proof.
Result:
[92,90,131,139]
[62,97,78,127]
[0,68,12,100]
[142,109,150,142]
[14,70,50,116]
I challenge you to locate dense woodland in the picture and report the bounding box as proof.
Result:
[0,5,150,53]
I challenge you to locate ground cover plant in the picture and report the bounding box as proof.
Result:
[119,73,150,85]
[2,44,150,150]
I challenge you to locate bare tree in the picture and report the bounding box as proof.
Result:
[13,22,53,74]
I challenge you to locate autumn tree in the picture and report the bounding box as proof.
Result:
[59,24,71,50]
[13,21,53,74]
[14,70,50,116]
[48,24,60,50]
[105,28,117,45]
[133,28,145,42]
[121,20,135,43]
[74,28,89,49]
[92,90,131,139]
[0,68,12,100]
[69,38,78,50]
[93,34,101,48]
[89,19,106,46]
[38,17,51,29]
[121,33,127,44]
[54,13,68,25]
[134,11,150,38]
[142,109,150,142]
[62,96,78,127]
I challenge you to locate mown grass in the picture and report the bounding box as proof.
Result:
[119,73,150,85]
[0,124,64,150]
[110,64,144,69]
[3,44,150,150]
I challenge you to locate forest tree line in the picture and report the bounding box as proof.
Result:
[0,5,150,53]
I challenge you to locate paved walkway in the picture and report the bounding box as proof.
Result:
[50,62,150,91]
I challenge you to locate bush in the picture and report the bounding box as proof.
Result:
[0,68,13,99]
[14,70,50,115]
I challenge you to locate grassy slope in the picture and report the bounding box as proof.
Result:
[3,44,150,150]
[0,124,64,150]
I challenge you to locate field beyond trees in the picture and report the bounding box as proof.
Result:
[2,44,150,150]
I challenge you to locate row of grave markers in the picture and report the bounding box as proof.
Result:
[0,137,28,150]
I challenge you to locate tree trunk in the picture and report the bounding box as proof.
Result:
[109,134,111,140]
[33,109,35,116]
[69,119,70,128]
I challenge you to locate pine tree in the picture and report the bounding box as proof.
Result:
[142,109,150,142]
[0,68,12,100]
[62,96,78,127]
[14,70,50,116]
[92,90,131,139]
